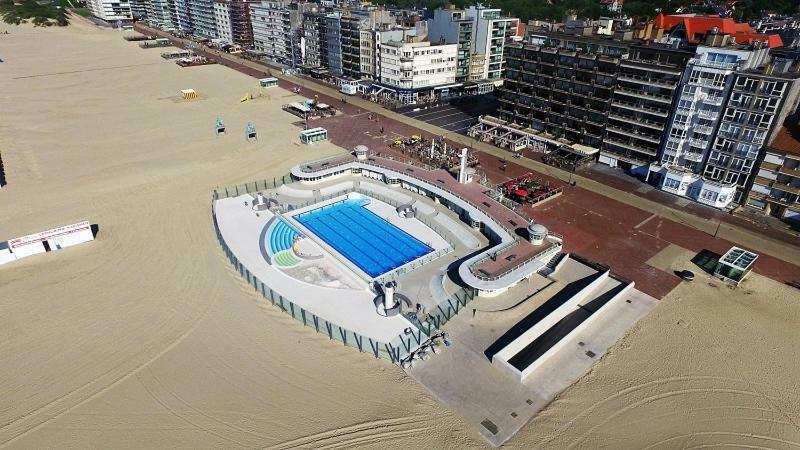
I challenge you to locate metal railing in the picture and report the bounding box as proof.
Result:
[211,184,470,363]
[468,232,563,281]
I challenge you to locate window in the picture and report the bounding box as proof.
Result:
[669,128,686,139]
[704,165,723,180]
[664,178,681,189]
[700,189,718,202]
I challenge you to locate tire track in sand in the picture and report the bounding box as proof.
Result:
[265,416,430,450]
[0,270,225,448]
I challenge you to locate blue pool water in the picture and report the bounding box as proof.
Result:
[295,198,433,277]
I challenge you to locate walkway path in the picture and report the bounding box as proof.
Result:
[134,23,800,273]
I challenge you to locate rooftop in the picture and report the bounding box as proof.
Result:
[769,125,800,157]
[654,13,783,48]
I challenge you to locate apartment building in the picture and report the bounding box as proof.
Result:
[379,39,457,103]
[303,11,329,69]
[702,69,800,206]
[359,28,377,78]
[470,5,513,82]
[428,5,516,85]
[326,13,343,76]
[187,0,217,37]
[214,0,233,43]
[603,44,691,170]
[647,17,799,208]
[251,1,293,63]
[747,124,800,222]
[341,15,365,78]
[130,0,146,20]
[171,0,194,33]
[500,32,686,171]
[144,0,173,28]
[85,0,133,22]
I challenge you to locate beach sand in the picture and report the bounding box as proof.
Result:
[1,18,798,449]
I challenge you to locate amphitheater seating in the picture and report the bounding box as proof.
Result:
[267,219,303,268]
[269,220,300,255]
[274,251,301,267]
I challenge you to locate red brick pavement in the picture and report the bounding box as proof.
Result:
[136,25,799,298]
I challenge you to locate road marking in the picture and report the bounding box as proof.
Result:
[634,213,658,229]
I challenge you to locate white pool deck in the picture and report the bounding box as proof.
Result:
[215,195,414,342]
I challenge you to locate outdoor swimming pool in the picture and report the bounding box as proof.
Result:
[295,198,433,277]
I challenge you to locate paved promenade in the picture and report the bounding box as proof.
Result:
[134,24,800,294]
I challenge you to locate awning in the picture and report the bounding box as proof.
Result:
[289,102,311,112]
[433,83,464,91]
[512,189,528,197]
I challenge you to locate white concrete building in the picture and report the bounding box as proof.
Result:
[649,43,771,209]
[359,28,377,79]
[379,40,457,103]
[427,5,516,85]
[251,0,294,65]
[468,5,513,82]
[213,0,233,44]
[86,0,133,22]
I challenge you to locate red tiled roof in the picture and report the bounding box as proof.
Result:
[769,126,800,156]
[653,13,783,47]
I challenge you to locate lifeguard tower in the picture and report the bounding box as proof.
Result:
[246,122,257,141]
[215,117,226,135]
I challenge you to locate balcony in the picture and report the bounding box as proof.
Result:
[689,78,724,90]
[684,151,704,162]
[778,166,800,178]
[608,113,665,131]
[604,137,657,156]
[697,110,719,121]
[694,124,714,135]
[610,100,668,117]
[689,138,708,148]
[606,125,661,144]
[703,96,724,106]
[615,86,673,103]
[689,58,738,70]
[617,74,675,89]
[772,183,800,195]
[673,122,690,131]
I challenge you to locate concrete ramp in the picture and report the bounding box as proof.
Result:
[491,255,636,382]
[360,182,412,204]
[434,213,481,250]
[319,181,353,196]
[277,184,314,198]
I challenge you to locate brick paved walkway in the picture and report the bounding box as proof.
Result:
[134,24,800,298]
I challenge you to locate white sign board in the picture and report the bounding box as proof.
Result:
[0,242,16,265]
[8,221,93,257]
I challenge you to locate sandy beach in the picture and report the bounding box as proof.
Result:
[1,17,799,448]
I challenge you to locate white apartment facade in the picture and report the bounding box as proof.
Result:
[469,6,513,82]
[251,1,293,65]
[214,0,233,44]
[649,44,769,208]
[86,0,133,22]
[380,40,457,103]
[359,29,377,79]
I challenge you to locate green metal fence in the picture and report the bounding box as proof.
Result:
[211,175,479,363]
